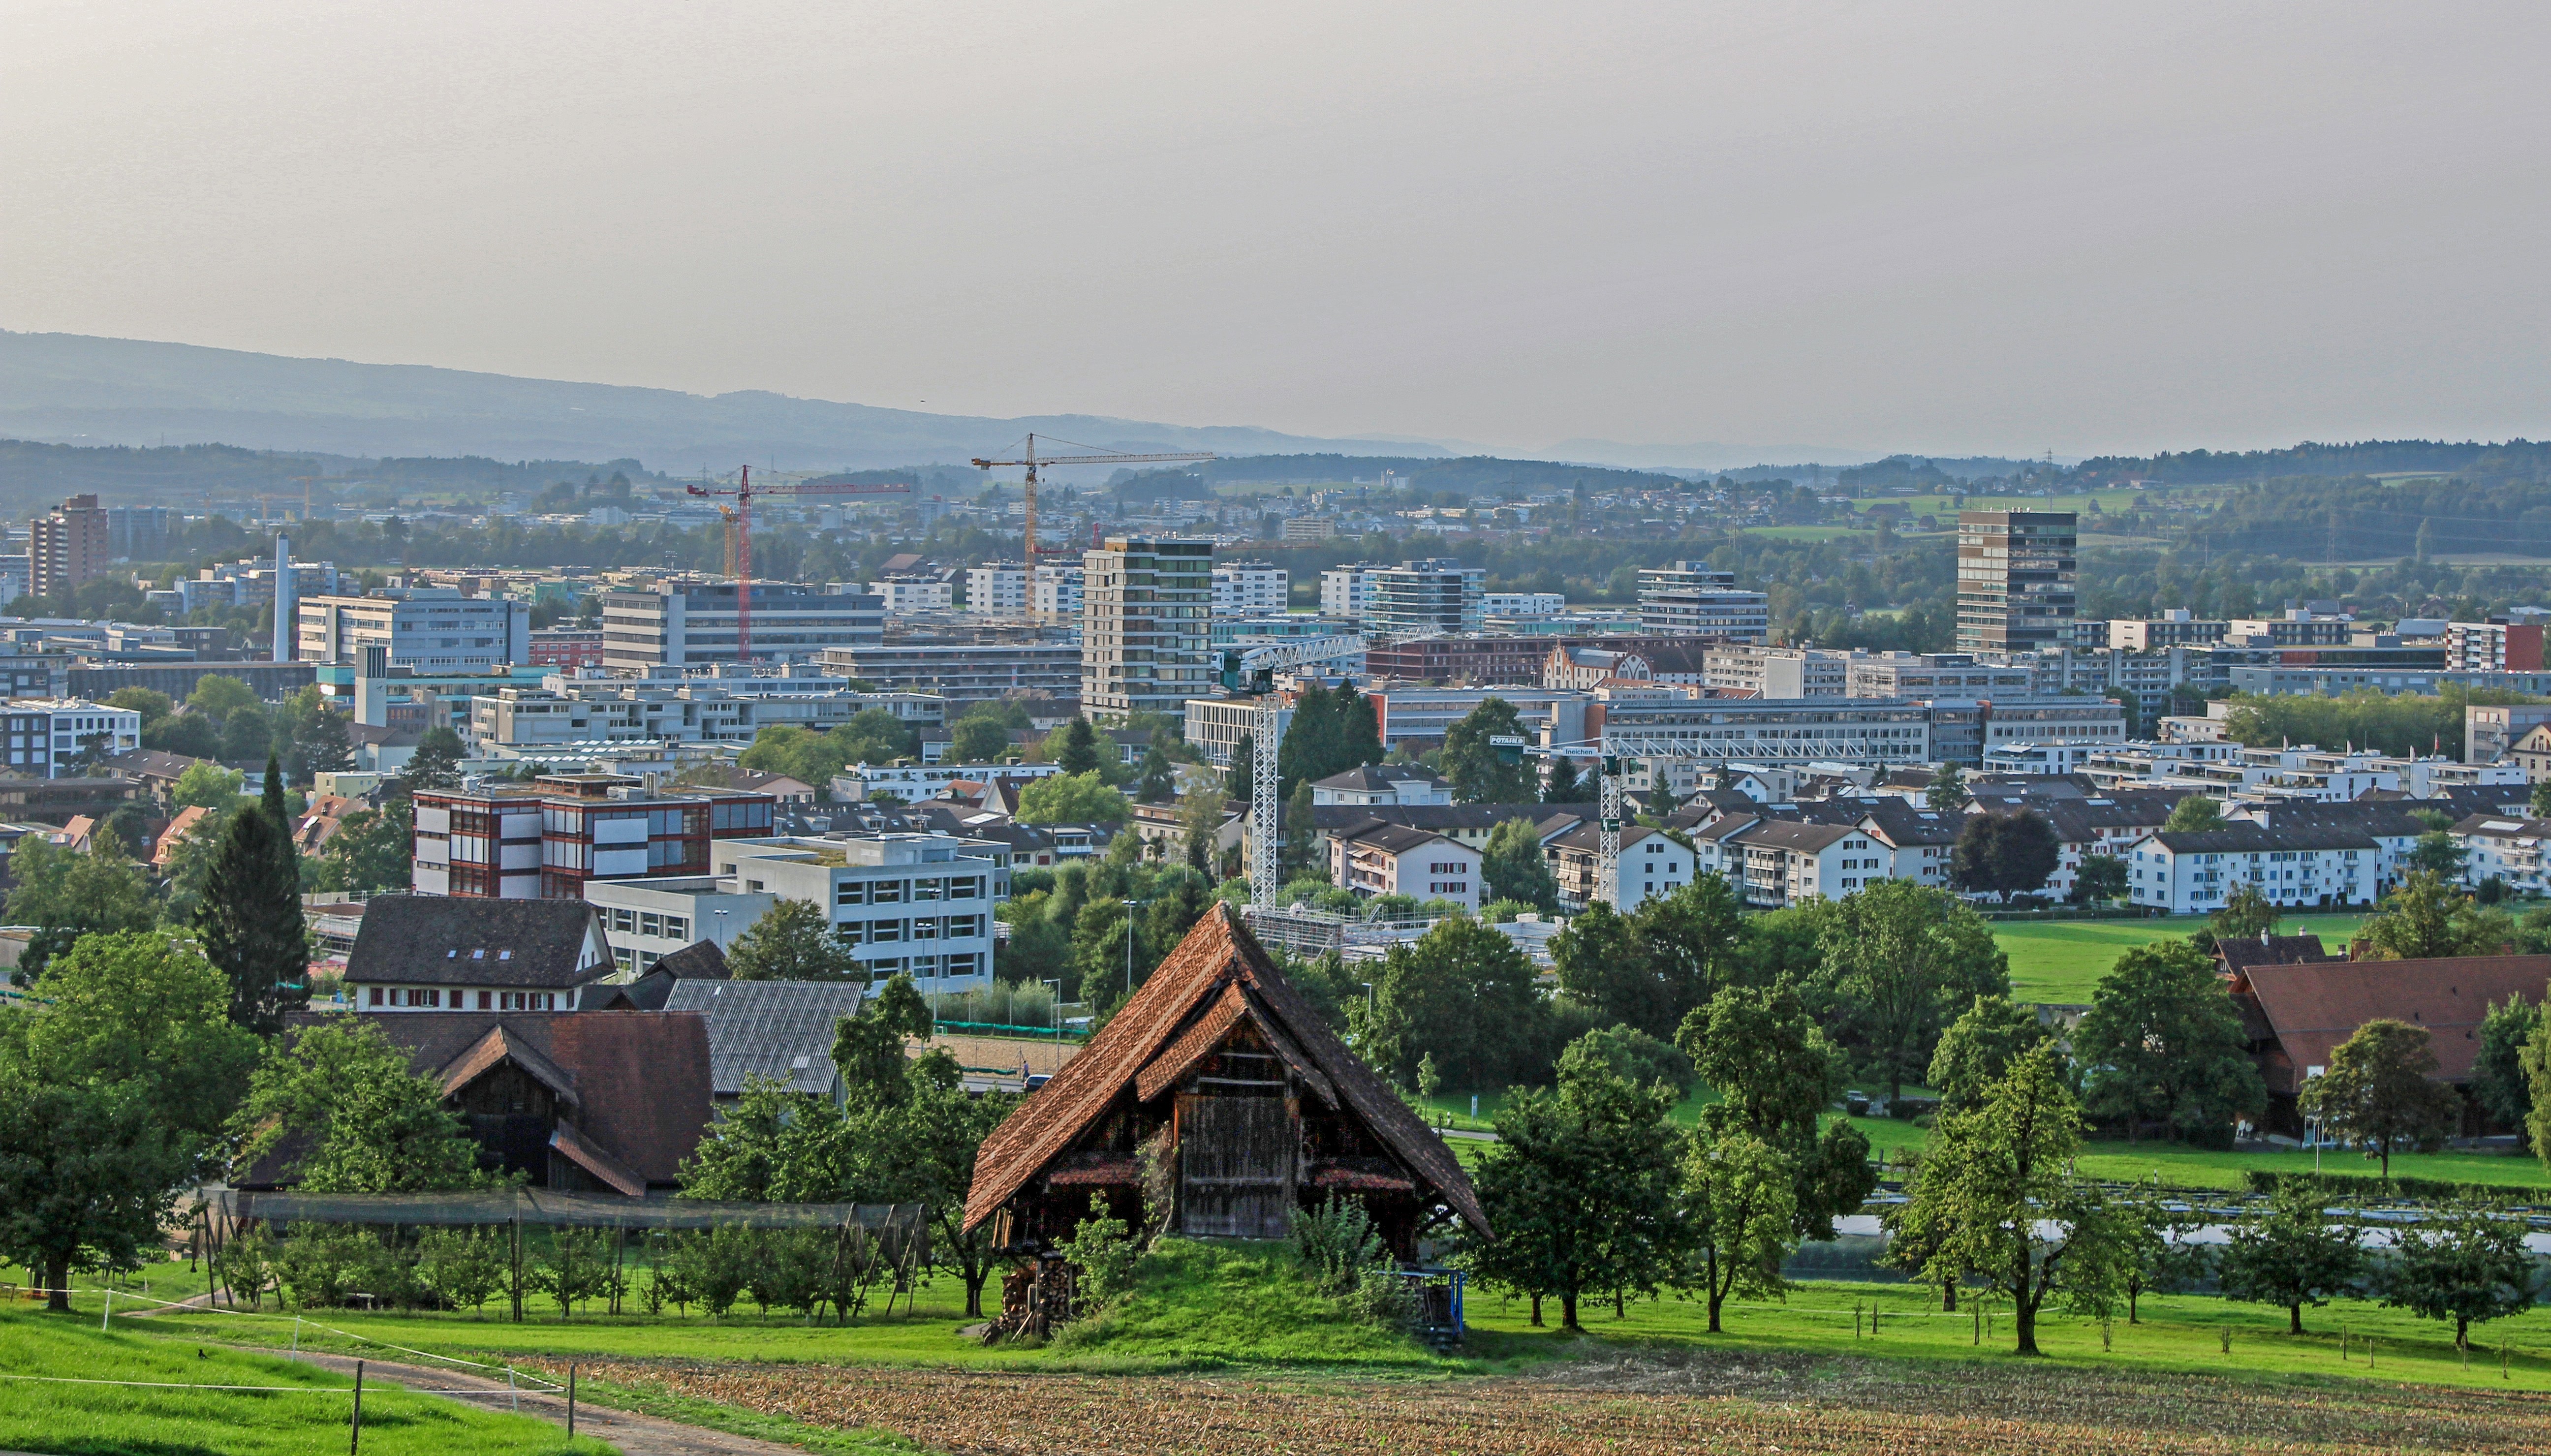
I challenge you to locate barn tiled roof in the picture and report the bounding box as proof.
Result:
[346,894,613,989]
[2234,955,2551,1095]
[664,978,864,1097]
[964,902,1486,1236]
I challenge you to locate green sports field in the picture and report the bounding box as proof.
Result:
[1993,913,2367,1004]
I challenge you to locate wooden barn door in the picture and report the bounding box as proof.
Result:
[1179,1094,1294,1239]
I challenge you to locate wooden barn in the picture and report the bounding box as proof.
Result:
[964,903,1487,1259]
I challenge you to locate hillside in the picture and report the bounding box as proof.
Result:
[0,331,1449,474]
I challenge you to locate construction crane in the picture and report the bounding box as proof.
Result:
[969,434,1216,575]
[684,466,915,661]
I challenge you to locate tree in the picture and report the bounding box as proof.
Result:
[948,715,1014,765]
[1624,874,1752,1035]
[1481,817,1559,915]
[295,706,354,779]
[2116,1191,2212,1325]
[1884,1043,2119,1356]
[1927,993,2048,1114]
[2303,1019,2463,1178]
[1542,753,1584,804]
[830,974,938,1107]
[2358,870,2508,960]
[1924,763,1965,813]
[1281,779,1319,881]
[1363,916,1547,1091]
[2068,852,2130,905]
[2163,795,2224,833]
[232,1019,491,1192]
[1812,879,2010,1100]
[2408,830,2469,878]
[1051,716,1107,776]
[2205,883,2280,942]
[1016,771,1130,825]
[727,898,862,981]
[2216,1181,2364,1334]
[1951,809,2060,900]
[995,891,1070,988]
[187,674,258,722]
[2072,939,2266,1145]
[1132,748,1177,805]
[1682,1130,1794,1332]
[105,686,174,723]
[315,800,413,893]
[2471,993,2534,1141]
[170,761,246,811]
[195,760,310,1035]
[402,725,467,792]
[220,704,275,763]
[677,1077,853,1202]
[2534,779,2551,820]
[1679,982,1875,1245]
[1439,698,1537,804]
[0,932,260,1311]
[2381,1203,2540,1349]
[1460,1036,1687,1329]
[2,836,158,985]
[1176,789,1225,876]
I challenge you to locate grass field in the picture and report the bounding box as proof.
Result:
[1993,912,2367,1003]
[0,1305,605,1456]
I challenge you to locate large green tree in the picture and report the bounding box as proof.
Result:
[2215,1181,2364,1334]
[1951,809,2061,900]
[1679,983,1875,1241]
[2357,870,2509,960]
[232,1019,491,1192]
[0,932,260,1311]
[196,757,310,1034]
[1460,1034,1688,1329]
[3,835,158,985]
[2072,939,2266,1145]
[1480,817,1559,915]
[2472,993,2535,1143]
[314,800,414,894]
[1016,771,1131,825]
[2381,1203,2540,1349]
[1885,1042,2123,1356]
[1811,879,2009,1100]
[727,898,862,981]
[1363,916,1547,1091]
[1439,698,1537,804]
[2304,1019,2463,1178]
[1927,993,2048,1114]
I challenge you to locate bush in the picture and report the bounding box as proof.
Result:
[275,1224,377,1308]
[216,1226,279,1310]
[747,1229,835,1321]
[664,1226,755,1317]
[1290,1195,1385,1296]
[415,1228,507,1313]
[529,1227,615,1319]
[2243,1170,2527,1204]
[1059,1194,1139,1315]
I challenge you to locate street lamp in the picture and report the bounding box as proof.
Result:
[1121,898,1150,1001]
[1042,978,1062,1045]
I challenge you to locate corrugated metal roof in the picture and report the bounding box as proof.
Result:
[664,979,865,1097]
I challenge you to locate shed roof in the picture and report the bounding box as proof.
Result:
[964,903,1485,1236]
[664,979,865,1097]
[2236,955,2551,1090]
[346,895,615,989]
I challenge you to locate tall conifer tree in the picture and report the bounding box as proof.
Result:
[200,755,310,1033]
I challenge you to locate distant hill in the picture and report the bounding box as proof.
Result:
[0,331,1449,474]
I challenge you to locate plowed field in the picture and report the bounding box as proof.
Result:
[535,1348,2551,1455]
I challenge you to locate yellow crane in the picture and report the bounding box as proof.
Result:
[971,434,1216,574]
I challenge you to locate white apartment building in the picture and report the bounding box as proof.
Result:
[2447,619,2548,674]
[1481,591,1567,618]
[1727,819,1887,909]
[1,699,143,776]
[869,575,954,613]
[600,583,884,671]
[710,835,1003,988]
[1081,536,1214,723]
[1635,562,1771,642]
[2455,814,2551,896]
[1547,823,1697,912]
[1363,559,1485,637]
[2124,825,2380,914]
[1031,564,1085,621]
[1319,564,1379,620]
[1182,697,1290,768]
[1330,822,1483,912]
[469,675,756,750]
[1846,653,2036,699]
[1596,697,1933,769]
[1212,561,1289,616]
[832,762,1064,801]
[297,590,532,670]
[1704,645,1852,699]
[965,563,1029,616]
[1309,764,1454,806]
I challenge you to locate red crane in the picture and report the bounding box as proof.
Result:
[970,434,1216,576]
[685,466,914,661]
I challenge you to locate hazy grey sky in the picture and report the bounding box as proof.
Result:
[6,1,2547,458]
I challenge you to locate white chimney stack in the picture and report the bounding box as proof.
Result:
[273,531,295,662]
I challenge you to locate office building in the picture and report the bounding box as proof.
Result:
[0,699,144,777]
[600,582,883,671]
[869,574,953,613]
[1320,563,1381,619]
[814,631,1082,705]
[29,495,109,599]
[1594,696,1934,768]
[965,562,1029,616]
[1481,591,1567,618]
[1846,653,2036,700]
[297,590,532,670]
[1955,511,2076,653]
[1032,563,1084,621]
[1703,645,1851,699]
[411,773,778,900]
[2106,611,2230,651]
[710,834,1003,988]
[1362,559,1485,637]
[1635,562,1771,641]
[1212,560,1289,616]
[1081,536,1214,722]
[528,628,606,668]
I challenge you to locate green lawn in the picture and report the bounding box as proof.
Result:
[1993,913,2366,1003]
[1734,525,1873,541]
[0,1306,605,1456]
[1844,1114,2551,1191]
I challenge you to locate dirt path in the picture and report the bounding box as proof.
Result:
[283,1351,809,1456]
[529,1349,2551,1456]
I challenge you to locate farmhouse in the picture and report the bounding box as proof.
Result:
[347,894,617,1012]
[965,903,1485,1257]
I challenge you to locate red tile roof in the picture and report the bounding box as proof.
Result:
[2234,955,2551,1095]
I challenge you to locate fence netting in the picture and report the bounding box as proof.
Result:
[206,1188,926,1244]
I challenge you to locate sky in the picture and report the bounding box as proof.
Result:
[4,1,2547,461]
